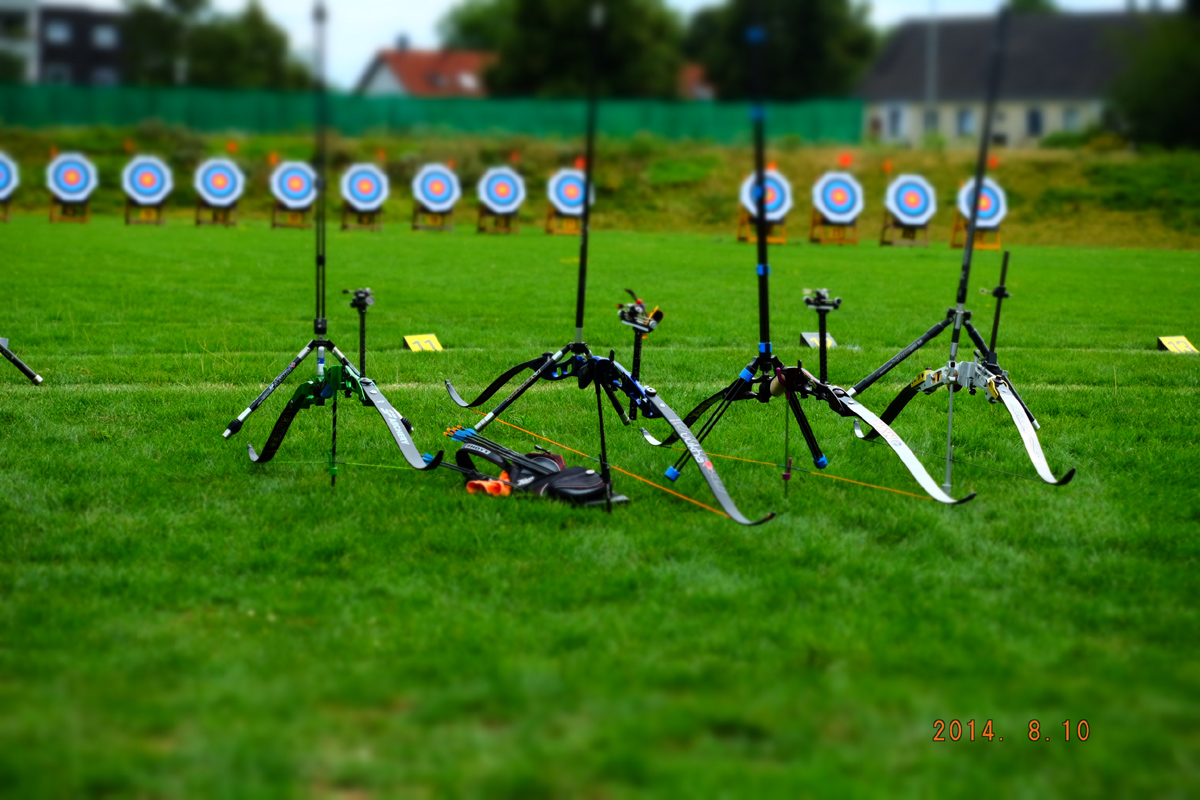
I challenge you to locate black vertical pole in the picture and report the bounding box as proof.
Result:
[749,0,771,361]
[574,3,602,346]
[818,309,828,383]
[359,307,367,376]
[987,250,1011,364]
[629,328,642,420]
[313,1,328,338]
[594,361,613,513]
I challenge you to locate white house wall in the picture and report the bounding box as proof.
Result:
[865,99,1106,148]
[361,61,406,97]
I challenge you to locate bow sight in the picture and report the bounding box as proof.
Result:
[617,289,662,420]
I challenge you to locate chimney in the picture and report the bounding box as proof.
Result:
[396,34,409,52]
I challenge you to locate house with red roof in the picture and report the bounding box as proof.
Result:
[355,42,494,97]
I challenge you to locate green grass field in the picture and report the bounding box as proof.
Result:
[1,215,1197,797]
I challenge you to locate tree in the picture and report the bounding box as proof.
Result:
[438,0,517,50]
[121,0,309,90]
[1010,0,1057,13]
[1111,15,1200,148]
[478,0,684,98]
[686,0,876,101]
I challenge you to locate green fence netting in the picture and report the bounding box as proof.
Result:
[0,85,862,143]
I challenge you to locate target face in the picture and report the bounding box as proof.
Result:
[194,158,246,208]
[738,169,793,222]
[340,163,389,212]
[547,168,595,217]
[812,172,864,225]
[46,153,98,203]
[957,177,1007,229]
[121,156,173,206]
[270,161,318,210]
[885,174,937,226]
[477,166,526,215]
[0,152,18,202]
[412,163,461,213]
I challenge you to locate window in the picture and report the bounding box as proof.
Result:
[43,62,71,84]
[956,108,975,137]
[1063,107,1081,132]
[92,66,118,86]
[92,24,117,49]
[1027,107,1043,137]
[924,108,939,135]
[458,71,478,91]
[44,19,71,45]
[886,105,905,139]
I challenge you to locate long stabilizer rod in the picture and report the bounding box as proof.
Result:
[313,0,329,336]
[945,7,1009,490]
[574,4,603,345]
[750,0,771,351]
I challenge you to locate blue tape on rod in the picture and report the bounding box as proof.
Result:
[665,465,681,482]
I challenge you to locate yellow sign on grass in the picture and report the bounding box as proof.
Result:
[1157,336,1197,354]
[404,334,443,352]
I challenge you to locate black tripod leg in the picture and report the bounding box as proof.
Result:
[778,369,827,468]
[594,361,613,513]
[225,340,317,438]
[0,339,43,385]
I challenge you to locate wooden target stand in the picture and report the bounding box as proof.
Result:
[478,205,518,234]
[412,202,453,232]
[342,205,382,232]
[880,213,929,247]
[195,199,238,227]
[736,207,786,244]
[272,201,312,229]
[125,198,166,226]
[545,207,581,235]
[49,195,90,224]
[0,198,10,223]
[809,209,858,245]
[950,210,1001,250]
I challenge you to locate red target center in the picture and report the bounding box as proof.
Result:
[356,178,374,194]
[138,172,156,188]
[430,179,445,194]
[287,176,304,191]
[496,183,511,198]
[64,169,81,186]
[903,190,921,208]
[565,185,580,200]
[832,188,848,205]
[212,174,228,189]
[766,186,777,204]
[980,194,993,212]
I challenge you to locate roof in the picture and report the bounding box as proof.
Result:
[857,12,1151,102]
[356,49,494,98]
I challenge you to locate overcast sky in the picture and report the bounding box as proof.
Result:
[85,0,1178,89]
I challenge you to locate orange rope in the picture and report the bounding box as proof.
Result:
[473,412,730,518]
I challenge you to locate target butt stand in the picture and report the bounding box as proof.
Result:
[808,209,856,245]
[413,204,452,232]
[444,5,770,524]
[125,199,165,226]
[880,213,929,247]
[476,166,526,234]
[49,195,89,224]
[272,201,312,230]
[478,206,518,234]
[846,10,1073,492]
[194,158,245,227]
[545,206,581,235]
[0,198,9,223]
[950,205,1001,250]
[340,163,388,232]
[737,207,786,244]
[196,199,238,226]
[0,338,43,385]
[642,3,973,507]
[342,207,382,231]
[222,1,444,484]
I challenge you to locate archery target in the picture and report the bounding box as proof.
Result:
[46,153,98,203]
[885,174,937,226]
[739,169,793,222]
[957,177,1007,229]
[194,158,245,208]
[412,163,461,213]
[270,161,318,210]
[340,163,389,212]
[0,152,18,201]
[121,155,174,206]
[477,166,526,215]
[812,172,864,225]
[547,168,595,217]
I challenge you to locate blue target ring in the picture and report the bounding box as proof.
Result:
[122,156,173,205]
[271,162,317,210]
[547,169,593,216]
[340,163,388,212]
[812,171,864,225]
[739,169,793,222]
[885,174,937,226]
[478,166,525,215]
[195,158,245,207]
[46,153,98,203]
[957,178,1007,229]
[0,152,17,201]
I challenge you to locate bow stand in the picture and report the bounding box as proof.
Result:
[221,1,443,484]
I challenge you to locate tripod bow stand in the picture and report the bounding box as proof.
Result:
[443,4,770,524]
[1,338,42,385]
[844,8,1074,491]
[640,0,974,506]
[221,1,442,483]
